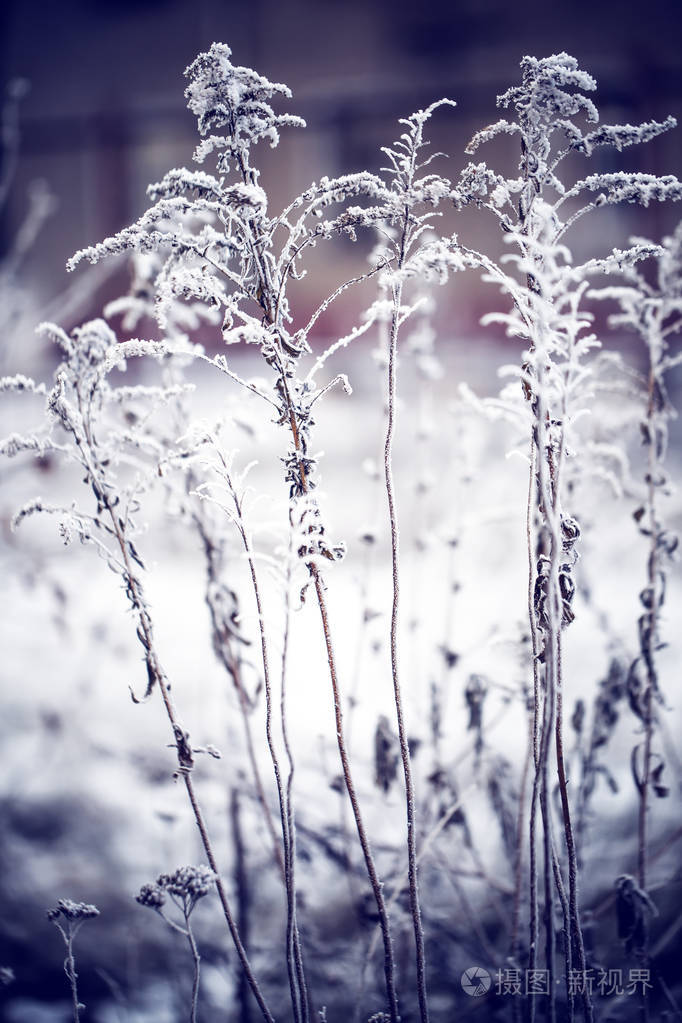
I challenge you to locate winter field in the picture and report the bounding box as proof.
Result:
[1,32,682,1023]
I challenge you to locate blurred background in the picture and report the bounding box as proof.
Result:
[1,0,681,344]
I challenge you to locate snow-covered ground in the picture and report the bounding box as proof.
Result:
[1,334,681,1021]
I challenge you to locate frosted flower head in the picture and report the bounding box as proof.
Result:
[499,53,598,131]
[158,864,216,899]
[72,320,115,369]
[146,865,218,916]
[137,866,216,918]
[184,42,305,171]
[47,899,100,923]
[136,883,166,910]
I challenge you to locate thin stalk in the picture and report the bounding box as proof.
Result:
[539,708,557,1023]
[232,143,399,1022]
[384,242,428,1023]
[312,568,400,1023]
[235,506,306,1023]
[638,336,661,895]
[530,380,557,1023]
[342,530,379,913]
[556,641,591,1023]
[231,788,252,1023]
[528,297,592,1022]
[633,330,663,1023]
[158,897,203,1023]
[511,711,532,1023]
[526,443,542,1023]
[183,913,201,1023]
[281,545,311,1023]
[550,820,574,1023]
[528,779,539,1023]
[549,348,593,1023]
[180,758,274,1023]
[258,323,399,1019]
[64,934,82,1023]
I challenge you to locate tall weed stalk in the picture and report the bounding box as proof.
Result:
[455,51,682,1022]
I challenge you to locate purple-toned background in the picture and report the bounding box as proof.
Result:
[2,0,681,340]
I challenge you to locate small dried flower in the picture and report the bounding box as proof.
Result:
[136,883,166,909]
[158,864,216,901]
[47,899,100,923]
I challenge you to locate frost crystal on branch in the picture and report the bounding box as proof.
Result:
[455,51,680,227]
[184,42,305,170]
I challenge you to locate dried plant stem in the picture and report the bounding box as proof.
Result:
[556,640,591,1023]
[638,352,661,895]
[540,708,557,1023]
[265,349,400,1019]
[102,503,274,1023]
[176,742,273,1022]
[154,884,206,1022]
[280,547,311,1023]
[527,326,592,1022]
[384,268,429,1023]
[528,431,559,1023]
[232,496,308,1023]
[64,936,82,1023]
[230,135,399,1015]
[231,788,252,1023]
[633,347,663,1023]
[638,690,654,895]
[550,818,574,1023]
[510,712,532,1008]
[526,440,542,1023]
[548,386,593,1023]
[311,568,400,1023]
[232,655,286,879]
[183,913,201,1023]
[196,514,285,880]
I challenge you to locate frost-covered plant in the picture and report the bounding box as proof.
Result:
[64,41,435,1022]
[107,252,286,884]
[7,40,682,1023]
[47,899,100,1023]
[456,52,682,1023]
[190,441,312,1022]
[137,865,216,1023]
[590,223,682,922]
[339,101,467,1023]
[3,319,274,1023]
